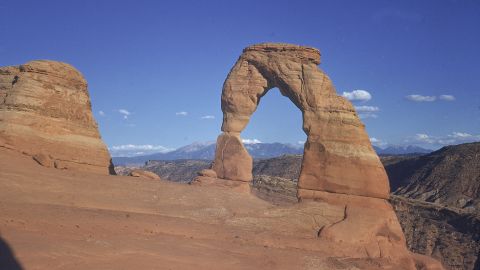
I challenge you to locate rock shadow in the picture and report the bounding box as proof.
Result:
[0,237,23,270]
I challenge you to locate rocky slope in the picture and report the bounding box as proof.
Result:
[0,60,114,174]
[126,147,479,269]
[388,142,480,211]
[384,143,480,269]
[375,145,432,155]
[390,195,480,270]
[0,147,441,270]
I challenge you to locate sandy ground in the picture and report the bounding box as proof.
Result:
[0,148,415,270]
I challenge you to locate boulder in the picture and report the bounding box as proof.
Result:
[129,169,161,180]
[197,169,217,178]
[0,60,115,175]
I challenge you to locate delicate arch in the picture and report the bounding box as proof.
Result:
[199,43,389,200]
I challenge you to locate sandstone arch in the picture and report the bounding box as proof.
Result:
[198,43,389,200]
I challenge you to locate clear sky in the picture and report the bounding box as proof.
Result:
[1,0,479,156]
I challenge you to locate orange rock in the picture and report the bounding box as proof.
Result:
[212,43,388,199]
[211,133,252,182]
[0,60,115,175]
[32,153,54,168]
[191,175,251,193]
[197,169,217,178]
[302,190,412,264]
[129,169,161,180]
[199,43,443,268]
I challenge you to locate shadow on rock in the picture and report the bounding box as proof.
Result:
[0,237,23,270]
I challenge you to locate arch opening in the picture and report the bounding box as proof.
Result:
[242,87,306,148]
[241,87,306,203]
[195,43,390,201]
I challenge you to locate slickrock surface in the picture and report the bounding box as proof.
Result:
[209,43,389,199]
[0,147,442,270]
[192,43,442,269]
[0,60,114,174]
[119,153,478,269]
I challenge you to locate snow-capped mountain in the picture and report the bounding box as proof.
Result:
[112,141,303,166]
[113,140,433,166]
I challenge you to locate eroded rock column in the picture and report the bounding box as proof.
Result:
[211,132,253,182]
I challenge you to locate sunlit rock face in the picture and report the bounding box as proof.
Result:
[0,60,115,175]
[212,43,389,199]
[192,43,445,269]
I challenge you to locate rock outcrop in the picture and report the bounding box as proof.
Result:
[128,169,161,180]
[193,43,443,269]
[391,195,480,270]
[0,60,114,175]
[389,142,480,211]
[202,43,388,199]
[384,143,480,269]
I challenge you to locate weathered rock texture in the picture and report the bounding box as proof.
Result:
[207,43,388,199]
[0,147,443,270]
[194,43,442,269]
[0,60,114,175]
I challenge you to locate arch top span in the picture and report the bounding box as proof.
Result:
[242,43,321,65]
[197,42,390,200]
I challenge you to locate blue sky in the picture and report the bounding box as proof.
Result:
[1,0,479,156]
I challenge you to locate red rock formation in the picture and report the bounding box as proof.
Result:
[193,43,444,269]
[205,43,388,199]
[0,60,114,175]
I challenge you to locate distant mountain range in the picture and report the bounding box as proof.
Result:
[112,141,304,166]
[373,145,432,155]
[113,141,432,166]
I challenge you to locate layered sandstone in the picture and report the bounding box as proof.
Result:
[192,43,443,269]
[204,43,388,199]
[0,147,443,270]
[0,60,114,174]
